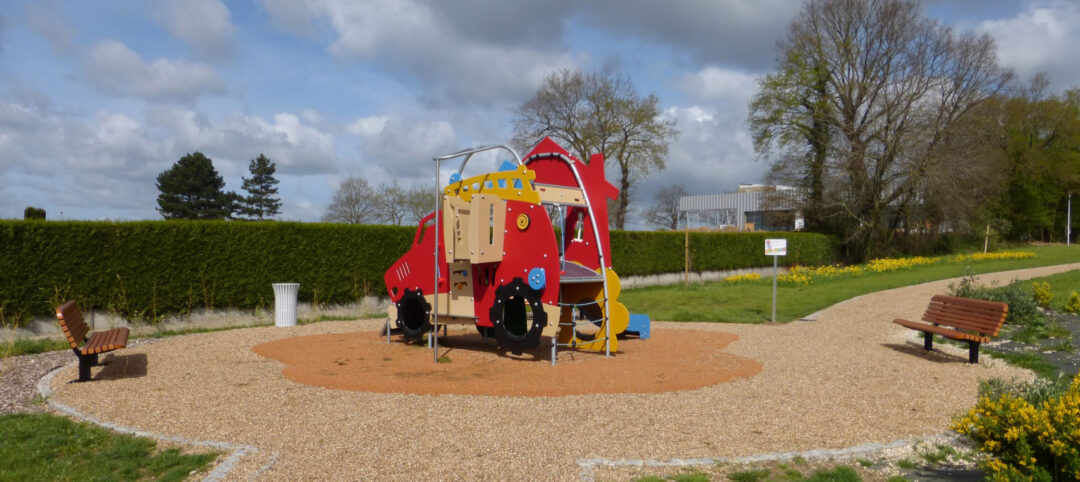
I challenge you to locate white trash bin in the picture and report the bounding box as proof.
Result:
[272,283,300,327]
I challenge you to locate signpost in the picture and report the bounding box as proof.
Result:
[765,238,787,323]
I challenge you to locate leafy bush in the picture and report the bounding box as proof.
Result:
[950,275,1041,326]
[954,374,1080,481]
[609,230,838,277]
[22,207,45,220]
[1033,282,1054,307]
[1066,292,1080,315]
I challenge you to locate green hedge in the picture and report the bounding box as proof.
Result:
[0,220,414,325]
[609,230,839,276]
[0,221,838,326]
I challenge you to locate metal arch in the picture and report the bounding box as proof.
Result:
[523,151,613,358]
[429,143,523,362]
[433,144,524,176]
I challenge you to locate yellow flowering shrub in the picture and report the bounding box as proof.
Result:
[1066,292,1080,315]
[723,273,761,283]
[1032,282,1054,307]
[954,251,1036,263]
[865,256,938,272]
[953,374,1080,481]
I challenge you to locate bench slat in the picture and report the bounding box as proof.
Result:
[925,304,1008,323]
[893,318,990,343]
[923,310,1005,335]
[56,300,90,349]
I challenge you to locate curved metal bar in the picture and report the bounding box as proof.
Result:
[523,151,613,357]
[432,144,523,176]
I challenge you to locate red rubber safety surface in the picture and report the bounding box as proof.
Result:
[252,328,762,396]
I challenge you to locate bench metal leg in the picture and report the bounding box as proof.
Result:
[923,332,933,351]
[968,341,980,364]
[73,350,101,382]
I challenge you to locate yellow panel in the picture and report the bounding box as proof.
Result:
[556,267,629,352]
[444,165,541,204]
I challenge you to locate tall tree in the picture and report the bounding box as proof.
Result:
[975,77,1080,241]
[23,206,46,220]
[513,69,678,229]
[645,184,689,230]
[749,0,1010,259]
[322,176,378,224]
[240,154,281,220]
[156,152,236,220]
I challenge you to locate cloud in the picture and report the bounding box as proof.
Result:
[26,1,74,55]
[347,115,458,177]
[146,106,338,176]
[977,0,1080,90]
[259,0,318,36]
[84,40,226,103]
[680,67,759,105]
[153,0,235,60]
[260,0,583,104]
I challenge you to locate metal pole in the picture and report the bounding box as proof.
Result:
[432,158,440,360]
[1068,192,1072,246]
[771,255,778,323]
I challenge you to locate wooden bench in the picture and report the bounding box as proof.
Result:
[55,300,129,382]
[892,294,1007,363]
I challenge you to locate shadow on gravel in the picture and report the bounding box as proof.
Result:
[880,343,971,364]
[94,353,148,381]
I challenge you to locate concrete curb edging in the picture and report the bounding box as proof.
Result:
[37,362,278,481]
[576,432,966,480]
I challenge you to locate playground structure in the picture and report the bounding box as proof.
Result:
[383,138,649,363]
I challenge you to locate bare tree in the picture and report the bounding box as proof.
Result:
[321,177,378,224]
[645,184,688,230]
[749,0,1010,259]
[513,69,678,229]
[403,185,436,225]
[374,182,409,225]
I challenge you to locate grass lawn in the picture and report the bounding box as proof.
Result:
[0,413,217,481]
[1008,269,1080,313]
[621,245,1080,323]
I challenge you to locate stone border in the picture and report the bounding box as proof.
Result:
[36,362,278,482]
[577,431,967,480]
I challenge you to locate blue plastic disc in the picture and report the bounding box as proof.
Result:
[527,267,546,290]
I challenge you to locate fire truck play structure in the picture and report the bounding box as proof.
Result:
[383,138,649,364]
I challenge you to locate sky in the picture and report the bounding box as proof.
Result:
[2,0,1079,227]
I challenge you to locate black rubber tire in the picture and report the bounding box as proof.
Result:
[489,278,547,355]
[395,289,431,341]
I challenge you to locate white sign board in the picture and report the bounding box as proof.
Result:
[765,238,787,256]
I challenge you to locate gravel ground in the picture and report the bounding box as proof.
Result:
[35,264,1080,481]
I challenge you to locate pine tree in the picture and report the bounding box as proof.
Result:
[155,152,236,220]
[241,154,281,220]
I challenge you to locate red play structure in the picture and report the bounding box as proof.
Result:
[384,138,648,363]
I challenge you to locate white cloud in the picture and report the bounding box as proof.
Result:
[351,116,458,177]
[265,0,583,103]
[680,67,759,105]
[345,115,387,137]
[153,0,235,60]
[26,1,74,55]
[84,40,226,103]
[978,0,1080,90]
[146,106,337,175]
[259,0,318,36]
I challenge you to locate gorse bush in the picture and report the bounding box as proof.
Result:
[950,275,1041,326]
[1033,282,1054,307]
[954,374,1080,481]
[1066,292,1080,315]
